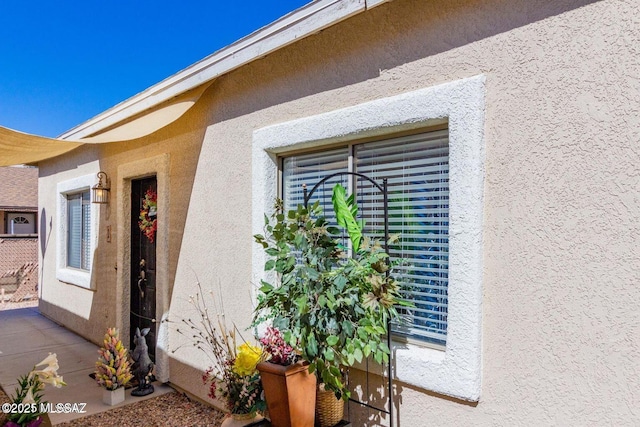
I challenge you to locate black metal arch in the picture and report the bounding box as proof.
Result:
[302,171,390,258]
[301,170,395,427]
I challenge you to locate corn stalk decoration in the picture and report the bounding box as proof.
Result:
[94,328,133,390]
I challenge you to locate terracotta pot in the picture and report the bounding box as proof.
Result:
[257,361,317,427]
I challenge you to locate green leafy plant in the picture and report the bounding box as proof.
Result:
[332,183,364,253]
[94,328,133,390]
[253,184,410,400]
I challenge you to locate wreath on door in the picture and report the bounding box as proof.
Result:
[138,189,158,243]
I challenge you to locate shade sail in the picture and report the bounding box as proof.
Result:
[0,84,209,167]
[0,128,83,166]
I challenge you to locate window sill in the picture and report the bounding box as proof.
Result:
[394,341,481,401]
[350,337,478,402]
[56,267,92,290]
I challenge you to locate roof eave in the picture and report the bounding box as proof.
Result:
[59,0,390,141]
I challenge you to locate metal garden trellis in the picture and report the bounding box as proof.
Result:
[303,171,395,427]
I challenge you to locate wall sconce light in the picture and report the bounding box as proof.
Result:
[92,171,110,204]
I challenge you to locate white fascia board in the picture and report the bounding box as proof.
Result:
[59,0,366,140]
[365,0,392,8]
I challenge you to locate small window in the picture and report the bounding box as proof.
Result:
[57,173,98,289]
[66,191,91,270]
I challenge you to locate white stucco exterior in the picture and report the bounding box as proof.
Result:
[34,0,640,425]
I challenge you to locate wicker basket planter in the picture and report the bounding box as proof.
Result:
[257,361,317,427]
[315,384,344,427]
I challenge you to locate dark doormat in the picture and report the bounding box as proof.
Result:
[88,372,156,389]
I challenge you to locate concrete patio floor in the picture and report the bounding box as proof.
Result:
[0,307,172,425]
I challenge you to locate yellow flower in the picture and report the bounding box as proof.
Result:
[233,343,262,377]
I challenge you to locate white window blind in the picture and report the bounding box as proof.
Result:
[282,147,349,227]
[67,191,91,271]
[281,129,449,345]
[81,193,91,270]
[355,131,449,346]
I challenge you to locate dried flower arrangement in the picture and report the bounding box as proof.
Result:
[173,281,266,416]
[138,188,158,243]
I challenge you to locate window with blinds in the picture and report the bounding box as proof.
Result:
[282,147,349,226]
[67,190,91,270]
[280,129,449,346]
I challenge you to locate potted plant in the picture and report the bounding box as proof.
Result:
[94,328,133,405]
[254,184,409,426]
[256,326,316,427]
[5,353,66,427]
[173,282,266,425]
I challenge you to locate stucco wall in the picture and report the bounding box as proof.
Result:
[169,0,639,425]
[37,89,209,348]
[38,0,639,425]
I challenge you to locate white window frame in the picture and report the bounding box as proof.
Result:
[252,75,485,401]
[56,174,100,289]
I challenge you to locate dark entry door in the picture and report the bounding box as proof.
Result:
[130,177,157,362]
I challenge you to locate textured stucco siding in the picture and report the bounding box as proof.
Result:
[37,93,209,347]
[37,0,639,425]
[169,0,640,424]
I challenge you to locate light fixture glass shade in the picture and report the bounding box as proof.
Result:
[92,172,110,204]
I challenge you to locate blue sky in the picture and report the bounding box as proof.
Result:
[0,1,310,137]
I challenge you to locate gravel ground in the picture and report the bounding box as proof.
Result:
[1,386,226,427]
[0,387,8,427]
